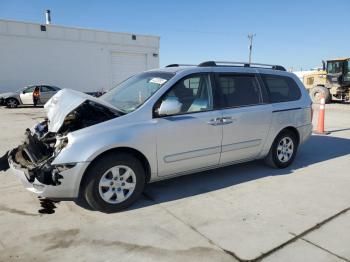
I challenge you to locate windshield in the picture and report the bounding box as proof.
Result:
[100,71,175,113]
[15,86,33,93]
[327,61,344,74]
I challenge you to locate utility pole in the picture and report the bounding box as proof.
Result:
[247,33,256,64]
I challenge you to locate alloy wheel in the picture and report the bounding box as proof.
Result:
[7,99,17,108]
[98,165,137,204]
[277,137,294,163]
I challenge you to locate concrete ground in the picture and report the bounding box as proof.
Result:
[0,103,349,262]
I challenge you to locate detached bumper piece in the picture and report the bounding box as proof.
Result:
[9,129,62,186]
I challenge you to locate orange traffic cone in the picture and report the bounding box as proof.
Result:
[314,94,330,135]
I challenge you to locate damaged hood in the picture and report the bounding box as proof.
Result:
[44,88,118,132]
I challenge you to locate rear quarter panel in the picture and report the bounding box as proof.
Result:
[258,71,312,158]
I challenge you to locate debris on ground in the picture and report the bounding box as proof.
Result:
[38,197,60,214]
[0,151,9,172]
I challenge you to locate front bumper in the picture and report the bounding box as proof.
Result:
[8,155,90,199]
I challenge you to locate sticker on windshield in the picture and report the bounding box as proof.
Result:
[148,77,167,85]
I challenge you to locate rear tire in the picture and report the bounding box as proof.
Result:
[265,130,298,168]
[82,153,145,213]
[310,86,331,104]
[6,98,19,108]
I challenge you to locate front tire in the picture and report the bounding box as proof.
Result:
[82,153,145,213]
[265,130,298,168]
[6,98,19,108]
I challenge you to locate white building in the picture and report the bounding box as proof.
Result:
[0,19,160,92]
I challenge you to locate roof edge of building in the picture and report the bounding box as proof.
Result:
[0,18,160,39]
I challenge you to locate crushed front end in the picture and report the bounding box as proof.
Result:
[9,126,67,187]
[7,91,120,198]
[7,122,89,198]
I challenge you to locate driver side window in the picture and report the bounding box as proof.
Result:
[157,74,213,116]
[23,86,36,94]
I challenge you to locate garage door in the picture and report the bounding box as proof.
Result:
[111,52,147,86]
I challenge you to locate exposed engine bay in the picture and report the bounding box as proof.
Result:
[9,100,119,186]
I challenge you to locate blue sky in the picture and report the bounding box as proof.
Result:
[0,0,349,70]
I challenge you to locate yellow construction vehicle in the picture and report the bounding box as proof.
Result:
[302,58,350,103]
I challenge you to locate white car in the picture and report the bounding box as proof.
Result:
[8,61,312,212]
[0,85,60,108]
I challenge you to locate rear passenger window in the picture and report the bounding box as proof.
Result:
[261,75,301,103]
[41,86,55,92]
[217,75,262,108]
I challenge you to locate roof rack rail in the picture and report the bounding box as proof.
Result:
[198,61,286,71]
[165,64,196,67]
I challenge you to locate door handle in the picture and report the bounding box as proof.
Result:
[221,116,235,125]
[207,118,221,126]
[207,117,235,126]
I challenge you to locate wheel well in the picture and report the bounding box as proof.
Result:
[79,147,152,193]
[313,85,330,92]
[280,126,300,145]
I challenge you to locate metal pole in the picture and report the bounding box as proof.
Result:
[248,34,256,64]
[45,10,51,25]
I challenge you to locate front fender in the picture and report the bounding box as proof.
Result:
[5,95,21,102]
[51,120,157,174]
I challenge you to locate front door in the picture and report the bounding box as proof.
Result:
[154,73,223,177]
[215,73,272,164]
[19,86,36,105]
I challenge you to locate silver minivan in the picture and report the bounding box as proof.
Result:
[8,61,312,212]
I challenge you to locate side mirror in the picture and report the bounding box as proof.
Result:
[158,99,182,116]
[22,91,25,94]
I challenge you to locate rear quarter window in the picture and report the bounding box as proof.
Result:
[261,75,301,103]
[217,74,262,108]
